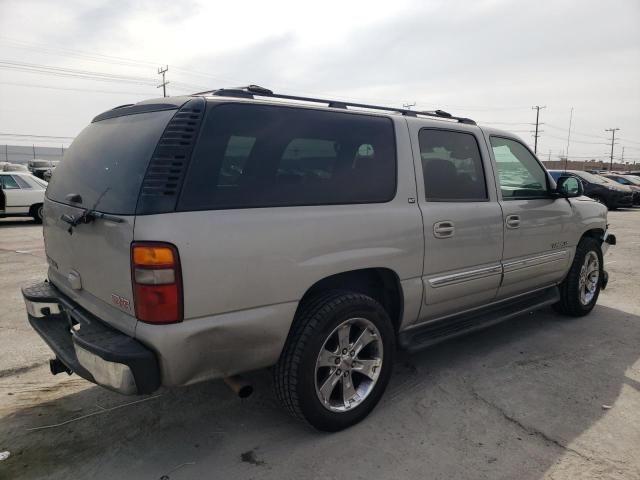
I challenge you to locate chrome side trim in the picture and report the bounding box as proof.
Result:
[428,264,503,288]
[503,250,569,273]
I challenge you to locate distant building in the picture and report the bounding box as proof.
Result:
[1,144,66,164]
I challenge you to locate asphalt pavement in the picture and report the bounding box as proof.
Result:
[1,211,639,480]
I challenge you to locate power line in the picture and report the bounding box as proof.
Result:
[618,137,640,146]
[478,121,531,126]
[0,59,157,86]
[543,133,607,145]
[0,80,153,96]
[0,132,74,139]
[543,123,610,140]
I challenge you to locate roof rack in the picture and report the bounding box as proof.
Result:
[192,85,476,125]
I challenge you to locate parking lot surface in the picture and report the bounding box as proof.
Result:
[1,211,639,480]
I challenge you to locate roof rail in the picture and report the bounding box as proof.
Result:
[192,85,476,125]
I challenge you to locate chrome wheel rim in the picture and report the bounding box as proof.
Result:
[38,206,43,220]
[579,251,599,306]
[314,317,383,413]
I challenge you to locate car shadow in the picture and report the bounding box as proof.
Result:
[1,304,639,479]
[0,218,40,227]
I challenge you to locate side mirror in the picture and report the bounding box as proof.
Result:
[556,175,583,198]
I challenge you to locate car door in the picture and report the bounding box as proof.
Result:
[410,122,504,323]
[486,135,576,299]
[0,174,30,214]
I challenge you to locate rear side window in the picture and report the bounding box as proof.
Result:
[178,104,396,210]
[46,110,175,214]
[0,175,20,189]
[418,129,487,201]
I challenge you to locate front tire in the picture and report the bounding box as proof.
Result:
[274,291,395,431]
[554,237,603,316]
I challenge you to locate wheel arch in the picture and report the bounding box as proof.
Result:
[29,202,43,215]
[294,268,405,333]
[580,227,605,245]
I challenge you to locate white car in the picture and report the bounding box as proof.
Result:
[0,172,47,223]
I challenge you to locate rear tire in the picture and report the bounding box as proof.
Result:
[31,204,43,224]
[274,291,395,432]
[553,237,603,317]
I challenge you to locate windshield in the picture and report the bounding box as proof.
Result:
[571,171,609,184]
[46,110,174,214]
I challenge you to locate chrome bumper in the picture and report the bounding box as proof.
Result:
[22,281,159,395]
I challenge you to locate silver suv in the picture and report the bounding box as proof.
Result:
[23,86,616,431]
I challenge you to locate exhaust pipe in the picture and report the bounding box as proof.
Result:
[50,358,72,376]
[223,375,253,398]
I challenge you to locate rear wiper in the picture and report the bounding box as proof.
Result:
[61,209,123,235]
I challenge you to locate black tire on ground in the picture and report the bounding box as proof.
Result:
[31,204,43,224]
[274,291,395,432]
[553,237,603,317]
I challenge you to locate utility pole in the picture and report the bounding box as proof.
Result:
[32,144,36,159]
[531,105,546,154]
[157,65,169,97]
[565,107,573,171]
[4,144,7,162]
[402,102,416,110]
[605,128,619,171]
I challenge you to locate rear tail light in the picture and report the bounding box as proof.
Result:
[131,242,183,324]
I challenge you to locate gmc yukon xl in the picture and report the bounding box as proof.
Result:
[23,86,616,431]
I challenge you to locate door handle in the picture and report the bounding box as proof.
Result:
[505,215,521,229]
[433,221,455,238]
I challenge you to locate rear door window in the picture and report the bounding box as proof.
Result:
[418,129,488,201]
[0,175,20,189]
[178,104,396,210]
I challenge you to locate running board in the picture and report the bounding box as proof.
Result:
[399,286,560,352]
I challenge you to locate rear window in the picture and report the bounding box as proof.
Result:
[178,103,396,210]
[29,161,52,168]
[46,110,175,214]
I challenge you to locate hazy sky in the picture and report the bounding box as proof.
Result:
[1,0,639,163]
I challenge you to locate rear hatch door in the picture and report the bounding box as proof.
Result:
[43,107,179,335]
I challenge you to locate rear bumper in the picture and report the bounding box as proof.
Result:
[22,281,160,395]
